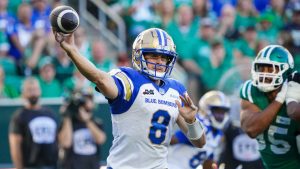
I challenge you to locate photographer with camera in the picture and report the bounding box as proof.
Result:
[58,91,106,169]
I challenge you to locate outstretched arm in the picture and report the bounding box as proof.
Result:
[176,94,206,148]
[53,31,118,99]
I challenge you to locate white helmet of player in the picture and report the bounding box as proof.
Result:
[132,28,178,80]
[199,91,231,130]
[251,45,294,92]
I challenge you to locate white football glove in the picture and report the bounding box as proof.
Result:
[275,80,288,104]
[286,81,300,104]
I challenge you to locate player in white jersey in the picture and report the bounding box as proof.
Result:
[168,91,231,169]
[53,28,206,169]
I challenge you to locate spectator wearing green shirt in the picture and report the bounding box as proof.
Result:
[198,40,233,91]
[217,4,240,41]
[192,0,217,24]
[0,66,19,98]
[63,68,92,96]
[154,0,175,29]
[117,0,158,46]
[90,40,116,73]
[234,0,258,34]
[263,0,285,30]
[37,57,62,98]
[74,27,92,60]
[257,13,278,44]
[0,38,23,94]
[233,25,258,65]
[53,44,74,85]
[166,4,198,60]
[180,17,218,101]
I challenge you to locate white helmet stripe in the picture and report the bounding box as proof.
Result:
[247,82,253,103]
[265,46,276,61]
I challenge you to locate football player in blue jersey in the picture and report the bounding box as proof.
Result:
[240,45,300,169]
[168,90,230,169]
[53,28,206,169]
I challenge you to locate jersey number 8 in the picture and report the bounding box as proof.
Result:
[149,110,171,144]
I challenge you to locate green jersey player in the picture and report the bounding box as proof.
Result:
[240,45,300,169]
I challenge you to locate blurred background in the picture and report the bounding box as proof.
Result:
[1,0,300,167]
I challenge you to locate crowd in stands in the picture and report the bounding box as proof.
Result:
[1,0,300,103]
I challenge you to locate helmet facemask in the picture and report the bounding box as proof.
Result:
[251,45,294,92]
[139,52,176,80]
[199,91,231,130]
[252,61,289,92]
[207,106,230,130]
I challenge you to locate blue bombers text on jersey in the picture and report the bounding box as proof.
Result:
[97,67,187,169]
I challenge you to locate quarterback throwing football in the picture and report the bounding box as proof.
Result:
[53,28,206,169]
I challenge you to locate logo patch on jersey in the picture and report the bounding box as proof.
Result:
[159,88,165,95]
[233,134,260,161]
[29,117,57,144]
[143,89,154,95]
[73,128,97,155]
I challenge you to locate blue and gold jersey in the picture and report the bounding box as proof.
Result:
[100,67,186,169]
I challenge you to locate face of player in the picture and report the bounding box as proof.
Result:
[256,63,279,83]
[210,106,229,123]
[144,53,169,73]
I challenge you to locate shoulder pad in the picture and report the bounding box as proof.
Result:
[240,80,254,103]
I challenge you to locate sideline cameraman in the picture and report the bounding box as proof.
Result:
[58,91,106,169]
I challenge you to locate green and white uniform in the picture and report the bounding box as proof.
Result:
[240,80,300,169]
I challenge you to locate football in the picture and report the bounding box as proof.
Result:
[50,5,80,34]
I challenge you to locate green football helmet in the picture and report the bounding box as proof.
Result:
[251,45,294,92]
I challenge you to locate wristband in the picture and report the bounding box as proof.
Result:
[186,118,205,140]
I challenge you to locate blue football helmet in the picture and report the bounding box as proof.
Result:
[132,28,178,80]
[251,45,294,92]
